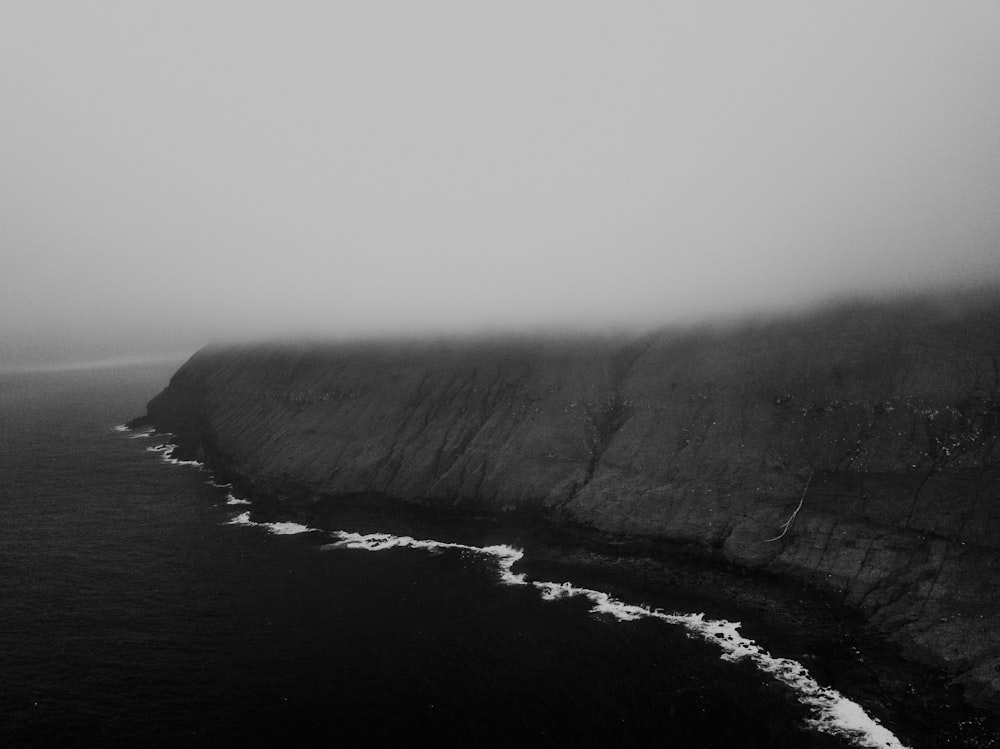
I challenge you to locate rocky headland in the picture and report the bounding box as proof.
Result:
[132,293,1000,710]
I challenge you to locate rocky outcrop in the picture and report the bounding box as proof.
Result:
[134,294,1000,708]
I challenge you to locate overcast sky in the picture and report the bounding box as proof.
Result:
[2,1,999,368]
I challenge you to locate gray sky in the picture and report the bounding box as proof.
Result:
[3,1,999,368]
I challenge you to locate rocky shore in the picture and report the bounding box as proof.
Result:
[131,293,1000,710]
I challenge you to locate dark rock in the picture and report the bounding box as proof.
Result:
[136,292,1000,710]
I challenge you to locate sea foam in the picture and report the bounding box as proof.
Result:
[327,532,526,585]
[145,442,204,468]
[322,529,907,749]
[529,581,906,748]
[143,440,908,749]
[224,512,317,535]
[113,423,154,438]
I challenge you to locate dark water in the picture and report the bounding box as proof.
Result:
[0,366,992,747]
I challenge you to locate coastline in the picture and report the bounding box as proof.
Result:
[131,428,1000,748]
[126,295,1000,723]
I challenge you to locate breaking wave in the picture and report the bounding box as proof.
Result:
[144,443,204,468]
[225,511,317,536]
[253,525,907,748]
[327,531,526,586]
[129,421,908,749]
[114,424,154,438]
[529,581,904,749]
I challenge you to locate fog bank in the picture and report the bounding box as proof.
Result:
[3,2,999,368]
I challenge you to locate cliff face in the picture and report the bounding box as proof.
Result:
[137,297,1000,707]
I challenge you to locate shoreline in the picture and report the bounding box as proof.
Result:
[280,492,999,746]
[124,299,1000,741]
[132,427,999,748]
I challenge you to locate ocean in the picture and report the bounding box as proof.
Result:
[1,364,995,747]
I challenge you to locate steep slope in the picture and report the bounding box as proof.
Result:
[134,295,1000,708]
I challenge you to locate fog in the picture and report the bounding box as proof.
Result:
[2,2,999,369]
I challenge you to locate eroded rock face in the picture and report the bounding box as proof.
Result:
[137,296,1000,708]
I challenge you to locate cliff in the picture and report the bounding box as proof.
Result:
[134,294,1000,708]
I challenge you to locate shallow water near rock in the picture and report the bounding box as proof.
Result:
[1,366,996,747]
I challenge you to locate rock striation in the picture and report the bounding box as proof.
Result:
[133,294,1000,708]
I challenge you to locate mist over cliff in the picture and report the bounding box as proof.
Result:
[134,292,1000,708]
[4,4,1000,370]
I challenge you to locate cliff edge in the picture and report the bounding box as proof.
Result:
[134,294,1000,708]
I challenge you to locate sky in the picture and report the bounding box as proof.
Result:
[2,1,999,368]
